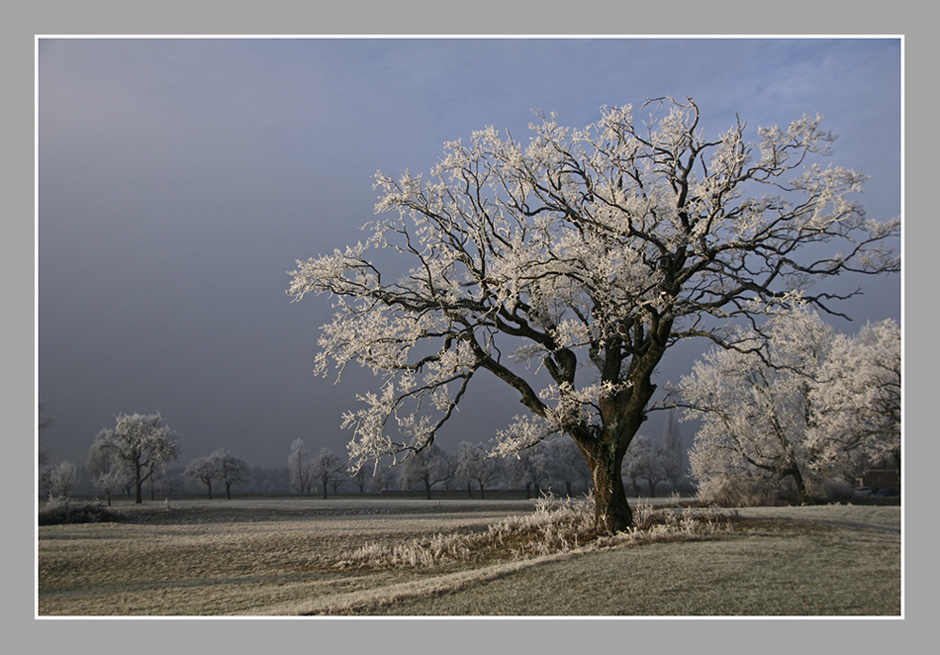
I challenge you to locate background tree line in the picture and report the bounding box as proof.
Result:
[40,304,899,507]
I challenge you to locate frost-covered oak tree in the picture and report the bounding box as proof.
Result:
[288,98,899,532]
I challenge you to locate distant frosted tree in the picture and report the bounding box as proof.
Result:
[621,434,670,498]
[185,455,219,499]
[544,437,591,497]
[809,318,901,482]
[46,461,82,499]
[506,444,553,498]
[678,307,834,502]
[288,439,313,494]
[89,412,181,504]
[311,447,345,499]
[349,460,372,493]
[399,444,452,499]
[212,449,251,499]
[455,441,503,499]
[86,446,129,505]
[676,306,899,503]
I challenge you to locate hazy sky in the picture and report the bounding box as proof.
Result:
[37,37,902,471]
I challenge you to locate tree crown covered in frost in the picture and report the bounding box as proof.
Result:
[288,98,899,471]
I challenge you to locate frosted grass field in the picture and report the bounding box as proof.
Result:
[37,497,900,616]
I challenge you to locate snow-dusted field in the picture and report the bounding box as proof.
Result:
[37,498,900,616]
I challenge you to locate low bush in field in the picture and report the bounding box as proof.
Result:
[39,497,124,525]
[338,495,732,570]
[693,478,783,507]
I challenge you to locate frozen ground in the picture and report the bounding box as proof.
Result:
[37,497,901,616]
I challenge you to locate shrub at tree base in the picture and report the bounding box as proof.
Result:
[39,498,124,525]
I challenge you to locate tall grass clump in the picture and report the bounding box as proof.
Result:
[339,494,733,570]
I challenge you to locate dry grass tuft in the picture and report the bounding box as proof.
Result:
[335,495,734,571]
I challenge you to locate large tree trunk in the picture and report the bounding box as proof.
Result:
[590,452,632,533]
[788,467,808,505]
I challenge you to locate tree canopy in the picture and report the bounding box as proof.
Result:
[288,97,899,531]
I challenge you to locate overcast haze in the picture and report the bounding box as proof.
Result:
[37,37,901,472]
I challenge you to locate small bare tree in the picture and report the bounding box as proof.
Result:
[311,448,345,499]
[185,455,219,499]
[213,449,251,500]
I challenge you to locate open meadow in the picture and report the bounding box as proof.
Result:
[37,496,901,616]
